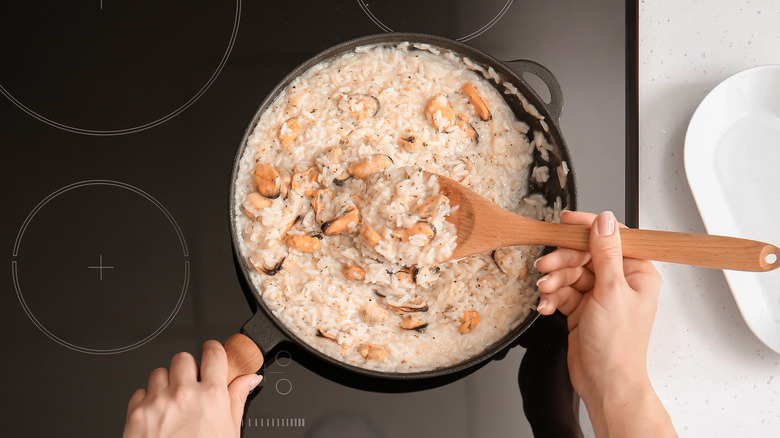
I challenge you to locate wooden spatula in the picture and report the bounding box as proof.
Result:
[430,173,780,272]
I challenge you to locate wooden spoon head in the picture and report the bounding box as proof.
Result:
[428,172,474,245]
[427,172,529,261]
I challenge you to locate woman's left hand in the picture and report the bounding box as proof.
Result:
[123,340,263,438]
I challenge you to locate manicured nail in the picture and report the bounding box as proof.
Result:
[597,211,616,236]
[250,374,263,389]
[537,299,548,312]
[533,257,542,269]
[536,274,550,287]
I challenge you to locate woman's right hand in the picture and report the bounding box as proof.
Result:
[534,211,677,437]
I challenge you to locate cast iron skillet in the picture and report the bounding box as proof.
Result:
[223,33,577,390]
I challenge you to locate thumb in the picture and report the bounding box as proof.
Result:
[228,373,263,428]
[589,211,627,292]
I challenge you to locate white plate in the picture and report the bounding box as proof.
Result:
[684,65,780,353]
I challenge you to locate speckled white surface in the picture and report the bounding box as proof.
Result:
[638,0,780,436]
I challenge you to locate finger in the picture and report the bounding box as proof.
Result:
[146,367,169,394]
[561,210,597,225]
[228,374,263,431]
[566,292,593,331]
[536,210,630,275]
[537,286,583,316]
[562,210,629,229]
[200,340,229,385]
[126,388,147,420]
[536,266,594,294]
[570,222,628,276]
[534,248,591,273]
[168,351,198,387]
[588,211,628,293]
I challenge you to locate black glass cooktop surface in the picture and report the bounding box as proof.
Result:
[0,1,635,436]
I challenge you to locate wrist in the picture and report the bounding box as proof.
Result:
[580,372,677,438]
[578,361,650,407]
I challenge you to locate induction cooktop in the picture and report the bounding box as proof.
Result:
[0,1,637,436]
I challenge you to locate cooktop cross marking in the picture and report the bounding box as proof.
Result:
[88,254,114,280]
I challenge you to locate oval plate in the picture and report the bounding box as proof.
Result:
[684,65,780,353]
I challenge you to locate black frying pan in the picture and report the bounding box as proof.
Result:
[224,33,577,390]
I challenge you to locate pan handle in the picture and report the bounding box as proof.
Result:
[503,59,564,121]
[225,311,286,384]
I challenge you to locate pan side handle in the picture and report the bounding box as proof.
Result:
[503,59,564,121]
[225,311,286,384]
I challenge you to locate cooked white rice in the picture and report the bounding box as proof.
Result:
[233,42,564,372]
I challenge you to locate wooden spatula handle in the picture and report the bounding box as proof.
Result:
[620,228,779,272]
[540,223,780,272]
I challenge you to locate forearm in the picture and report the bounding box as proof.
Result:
[582,375,678,438]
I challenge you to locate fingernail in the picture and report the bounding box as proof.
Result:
[537,299,548,312]
[533,257,542,269]
[536,274,550,287]
[597,211,616,236]
[250,374,263,389]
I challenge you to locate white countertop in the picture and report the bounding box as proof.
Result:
[636,1,780,436]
